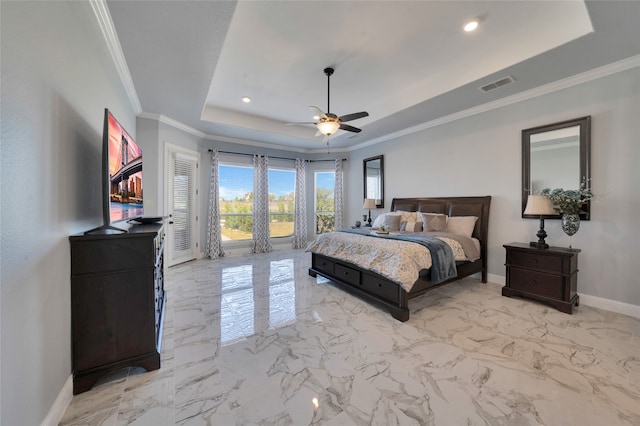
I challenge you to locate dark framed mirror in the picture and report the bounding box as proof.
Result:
[522,116,591,220]
[363,155,384,208]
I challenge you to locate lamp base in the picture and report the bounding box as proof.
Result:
[530,217,550,249]
[529,241,549,249]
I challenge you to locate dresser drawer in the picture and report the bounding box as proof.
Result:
[509,268,563,299]
[334,263,361,286]
[314,256,334,275]
[510,250,563,274]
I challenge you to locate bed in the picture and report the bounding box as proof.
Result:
[308,196,491,321]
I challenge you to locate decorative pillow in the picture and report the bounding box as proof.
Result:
[420,213,447,232]
[446,216,478,238]
[400,221,423,232]
[372,212,400,228]
[396,210,421,223]
[381,214,402,231]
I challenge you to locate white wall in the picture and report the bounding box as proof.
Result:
[347,67,640,309]
[0,2,136,424]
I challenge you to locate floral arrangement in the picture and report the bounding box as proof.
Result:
[540,179,594,215]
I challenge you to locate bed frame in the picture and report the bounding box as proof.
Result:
[309,196,491,321]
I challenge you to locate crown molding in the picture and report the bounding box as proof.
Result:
[143,54,639,154]
[89,0,142,114]
[347,54,640,152]
[138,112,318,154]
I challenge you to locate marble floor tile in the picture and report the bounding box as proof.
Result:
[60,249,640,425]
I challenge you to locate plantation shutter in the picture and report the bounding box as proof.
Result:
[167,151,198,266]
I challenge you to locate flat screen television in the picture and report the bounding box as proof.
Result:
[86,108,143,234]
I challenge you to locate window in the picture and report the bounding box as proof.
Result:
[219,163,296,241]
[315,171,335,233]
[219,164,254,241]
[268,168,295,238]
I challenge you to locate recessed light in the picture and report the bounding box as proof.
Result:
[242,96,251,103]
[464,19,479,32]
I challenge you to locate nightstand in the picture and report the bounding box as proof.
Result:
[503,243,580,314]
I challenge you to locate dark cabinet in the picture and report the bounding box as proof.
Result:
[503,243,579,313]
[69,222,165,394]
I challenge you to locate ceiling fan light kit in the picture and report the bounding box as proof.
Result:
[317,120,340,136]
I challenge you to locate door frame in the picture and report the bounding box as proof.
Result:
[164,143,200,267]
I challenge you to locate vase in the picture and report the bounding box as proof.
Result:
[561,213,580,249]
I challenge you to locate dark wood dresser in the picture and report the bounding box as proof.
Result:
[69,222,165,394]
[503,242,579,314]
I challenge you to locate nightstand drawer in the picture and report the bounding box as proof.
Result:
[334,263,361,286]
[510,250,562,274]
[509,268,563,299]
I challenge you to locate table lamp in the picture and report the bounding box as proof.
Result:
[524,194,556,248]
[363,198,376,227]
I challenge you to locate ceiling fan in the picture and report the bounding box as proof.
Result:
[287,67,369,137]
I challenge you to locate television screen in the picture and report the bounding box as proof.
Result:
[106,110,143,223]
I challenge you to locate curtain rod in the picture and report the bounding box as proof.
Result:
[208,149,346,162]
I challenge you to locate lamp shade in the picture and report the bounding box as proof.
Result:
[524,195,556,215]
[363,198,377,209]
[317,121,340,136]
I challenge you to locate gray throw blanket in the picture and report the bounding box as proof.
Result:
[340,229,457,284]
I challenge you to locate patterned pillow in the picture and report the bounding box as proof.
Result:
[396,210,421,223]
[446,216,478,238]
[400,221,423,232]
[420,213,447,232]
[381,214,402,231]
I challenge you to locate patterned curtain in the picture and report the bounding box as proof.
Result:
[334,159,344,231]
[205,149,225,259]
[292,159,307,249]
[252,154,272,253]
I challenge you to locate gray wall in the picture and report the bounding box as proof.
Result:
[1,2,137,424]
[346,67,640,306]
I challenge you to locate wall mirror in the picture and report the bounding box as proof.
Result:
[363,155,384,208]
[522,116,591,220]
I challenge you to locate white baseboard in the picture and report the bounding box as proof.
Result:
[487,273,505,286]
[488,274,639,319]
[579,294,640,319]
[41,375,73,426]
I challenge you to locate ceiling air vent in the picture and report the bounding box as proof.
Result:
[479,76,516,93]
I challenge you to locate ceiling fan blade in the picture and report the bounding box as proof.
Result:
[339,111,369,122]
[309,106,327,119]
[339,123,362,133]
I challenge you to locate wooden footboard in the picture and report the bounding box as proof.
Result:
[309,253,484,321]
[309,196,491,321]
[309,253,411,321]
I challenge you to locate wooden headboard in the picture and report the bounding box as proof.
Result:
[390,196,492,278]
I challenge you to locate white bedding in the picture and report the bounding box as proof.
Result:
[307,231,479,292]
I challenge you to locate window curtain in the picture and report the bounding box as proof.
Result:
[252,154,272,253]
[292,159,307,249]
[205,149,225,259]
[334,159,344,231]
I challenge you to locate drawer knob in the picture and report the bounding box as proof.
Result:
[378,283,382,288]
[532,280,537,285]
